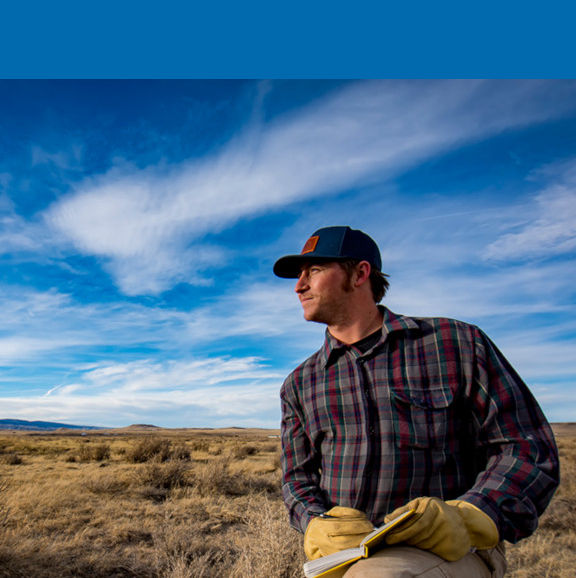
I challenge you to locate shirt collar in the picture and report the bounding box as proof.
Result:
[319,306,419,368]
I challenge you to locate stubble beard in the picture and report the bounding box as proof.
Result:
[301,274,354,326]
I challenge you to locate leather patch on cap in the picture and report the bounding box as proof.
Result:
[301,236,319,254]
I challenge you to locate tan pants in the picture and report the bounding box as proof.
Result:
[343,544,507,578]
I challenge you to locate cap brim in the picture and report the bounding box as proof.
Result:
[273,255,307,278]
[273,255,341,278]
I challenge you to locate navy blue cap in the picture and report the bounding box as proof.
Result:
[273,226,382,278]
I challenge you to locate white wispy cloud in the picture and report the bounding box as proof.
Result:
[61,357,282,392]
[31,144,84,171]
[44,80,576,295]
[386,258,576,321]
[0,336,72,363]
[0,204,49,256]
[3,356,284,428]
[0,286,178,366]
[486,158,576,261]
[0,384,283,428]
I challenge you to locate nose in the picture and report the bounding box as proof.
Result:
[295,271,309,294]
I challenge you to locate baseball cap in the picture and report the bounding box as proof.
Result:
[273,226,382,278]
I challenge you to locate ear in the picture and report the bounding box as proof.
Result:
[354,261,372,287]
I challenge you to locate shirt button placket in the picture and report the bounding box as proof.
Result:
[356,355,376,507]
[356,357,373,430]
[358,358,371,399]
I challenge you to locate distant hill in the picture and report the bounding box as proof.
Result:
[0,419,106,431]
[116,424,162,432]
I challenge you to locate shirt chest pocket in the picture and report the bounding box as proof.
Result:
[390,386,454,449]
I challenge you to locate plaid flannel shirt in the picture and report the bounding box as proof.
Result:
[280,307,559,543]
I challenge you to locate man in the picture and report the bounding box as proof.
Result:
[274,226,559,578]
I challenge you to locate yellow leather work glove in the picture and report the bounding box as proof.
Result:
[304,506,375,560]
[384,497,499,562]
[445,499,500,550]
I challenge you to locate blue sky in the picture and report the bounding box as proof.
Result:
[1,79,575,428]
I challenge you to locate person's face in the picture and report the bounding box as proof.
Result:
[294,262,353,325]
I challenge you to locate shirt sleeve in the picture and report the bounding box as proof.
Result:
[280,373,328,533]
[458,327,560,543]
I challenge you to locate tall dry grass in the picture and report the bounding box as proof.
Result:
[0,425,573,577]
[0,429,305,577]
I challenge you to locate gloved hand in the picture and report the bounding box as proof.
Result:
[304,506,375,560]
[445,499,500,550]
[384,497,499,561]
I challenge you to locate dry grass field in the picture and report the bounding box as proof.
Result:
[0,424,573,577]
